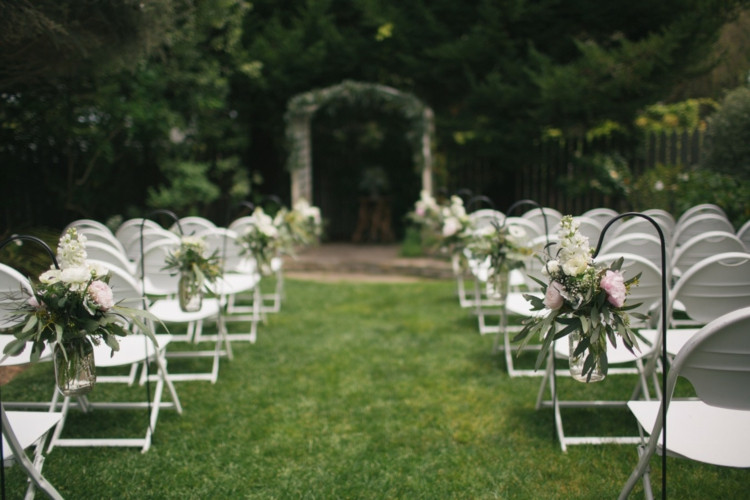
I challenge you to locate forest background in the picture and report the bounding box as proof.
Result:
[2,0,750,238]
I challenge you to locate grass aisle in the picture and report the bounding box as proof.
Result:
[2,278,748,498]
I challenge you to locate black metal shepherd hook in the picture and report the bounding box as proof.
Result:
[592,212,669,500]
[0,234,59,500]
[505,199,550,238]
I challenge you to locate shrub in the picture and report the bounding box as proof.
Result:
[702,86,750,180]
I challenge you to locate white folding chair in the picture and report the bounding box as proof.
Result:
[45,262,182,453]
[63,218,111,234]
[600,232,665,270]
[197,228,262,343]
[536,253,663,451]
[84,240,138,276]
[122,227,179,262]
[572,215,603,246]
[136,240,231,383]
[72,225,128,257]
[1,404,63,500]
[673,203,726,232]
[640,209,675,234]
[521,207,562,236]
[619,306,750,500]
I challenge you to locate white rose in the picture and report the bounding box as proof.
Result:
[542,259,560,276]
[442,217,461,237]
[562,253,589,276]
[61,266,91,284]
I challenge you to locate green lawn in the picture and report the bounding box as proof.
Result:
[2,278,748,499]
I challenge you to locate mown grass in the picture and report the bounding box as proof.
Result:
[2,278,748,499]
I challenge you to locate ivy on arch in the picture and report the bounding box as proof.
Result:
[284,80,434,204]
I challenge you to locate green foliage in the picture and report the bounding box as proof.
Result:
[2,279,747,498]
[634,98,718,132]
[702,86,750,180]
[147,160,221,213]
[559,153,633,200]
[631,163,750,227]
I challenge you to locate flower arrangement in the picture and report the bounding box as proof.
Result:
[239,207,286,274]
[2,228,159,394]
[163,235,222,286]
[466,222,533,274]
[437,195,472,254]
[407,190,443,233]
[275,199,323,248]
[513,216,644,382]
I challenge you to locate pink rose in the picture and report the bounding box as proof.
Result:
[600,270,626,308]
[88,280,115,311]
[544,281,565,310]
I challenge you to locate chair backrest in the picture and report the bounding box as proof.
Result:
[599,232,665,269]
[64,218,111,234]
[672,231,746,277]
[581,207,620,230]
[610,215,673,248]
[170,216,216,236]
[521,207,562,236]
[115,218,164,246]
[522,234,560,291]
[227,215,256,234]
[736,219,750,252]
[672,213,735,251]
[675,203,727,231]
[134,238,180,297]
[76,227,129,257]
[122,227,179,261]
[84,241,137,276]
[672,306,750,410]
[0,263,33,329]
[572,215,603,247]
[505,216,543,242]
[669,252,750,325]
[595,252,663,319]
[197,227,253,273]
[468,209,505,230]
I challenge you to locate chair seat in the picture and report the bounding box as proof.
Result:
[2,411,62,459]
[638,328,699,357]
[505,292,542,317]
[93,334,173,368]
[628,400,750,468]
[211,273,260,296]
[148,298,221,323]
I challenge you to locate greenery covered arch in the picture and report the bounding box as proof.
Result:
[284,80,434,204]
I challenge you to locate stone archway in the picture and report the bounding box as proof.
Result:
[284,80,434,208]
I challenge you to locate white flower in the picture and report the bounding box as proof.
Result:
[88,261,108,279]
[442,217,462,237]
[57,228,88,268]
[61,266,91,285]
[39,269,61,284]
[542,259,560,276]
[562,253,590,277]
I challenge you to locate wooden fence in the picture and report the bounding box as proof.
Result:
[445,129,706,215]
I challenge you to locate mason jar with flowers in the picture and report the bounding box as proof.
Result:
[3,228,160,396]
[239,207,286,276]
[465,222,533,302]
[163,236,222,312]
[513,216,644,382]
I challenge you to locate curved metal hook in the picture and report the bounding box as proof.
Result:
[505,199,548,237]
[467,195,495,212]
[592,211,669,498]
[0,234,59,269]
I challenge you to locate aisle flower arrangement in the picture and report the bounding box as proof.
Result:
[512,216,644,382]
[163,235,222,311]
[239,207,287,274]
[465,221,533,298]
[438,195,472,255]
[3,228,159,394]
[275,198,323,248]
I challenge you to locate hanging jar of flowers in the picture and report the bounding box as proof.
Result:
[164,235,222,312]
[3,228,161,396]
[513,216,644,382]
